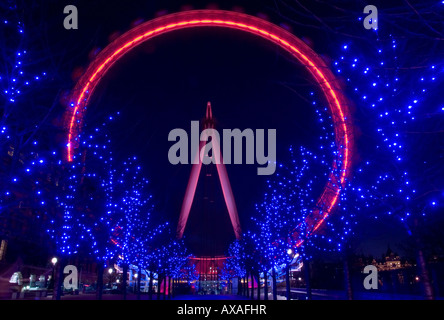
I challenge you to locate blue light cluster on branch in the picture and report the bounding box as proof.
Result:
[249,144,341,263]
[154,238,192,279]
[1,8,47,105]
[223,239,247,280]
[43,118,117,258]
[333,33,443,228]
[335,40,441,163]
[1,3,48,215]
[106,155,170,269]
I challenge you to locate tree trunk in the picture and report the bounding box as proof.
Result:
[416,246,434,300]
[96,261,104,300]
[163,274,167,300]
[245,272,249,298]
[149,270,154,300]
[264,271,268,300]
[272,268,277,300]
[413,219,435,300]
[136,267,142,300]
[304,257,312,300]
[241,277,244,296]
[343,257,353,300]
[250,272,254,300]
[157,274,161,300]
[285,265,291,300]
[227,279,230,294]
[257,272,261,300]
[168,276,172,299]
[122,263,128,300]
[53,257,65,300]
[238,277,242,296]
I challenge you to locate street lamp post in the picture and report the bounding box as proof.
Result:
[286,249,296,301]
[50,257,58,300]
[108,267,114,290]
[50,257,57,289]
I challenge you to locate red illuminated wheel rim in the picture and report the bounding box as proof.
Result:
[66,10,353,245]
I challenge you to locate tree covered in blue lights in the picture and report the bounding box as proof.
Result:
[107,155,168,269]
[0,1,51,240]
[223,86,358,299]
[165,239,192,280]
[223,240,247,283]
[332,23,444,298]
[248,144,337,299]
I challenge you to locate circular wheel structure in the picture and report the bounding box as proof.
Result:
[66,9,354,247]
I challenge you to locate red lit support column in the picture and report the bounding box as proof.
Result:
[176,102,241,240]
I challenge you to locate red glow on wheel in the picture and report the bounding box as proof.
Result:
[67,10,353,244]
